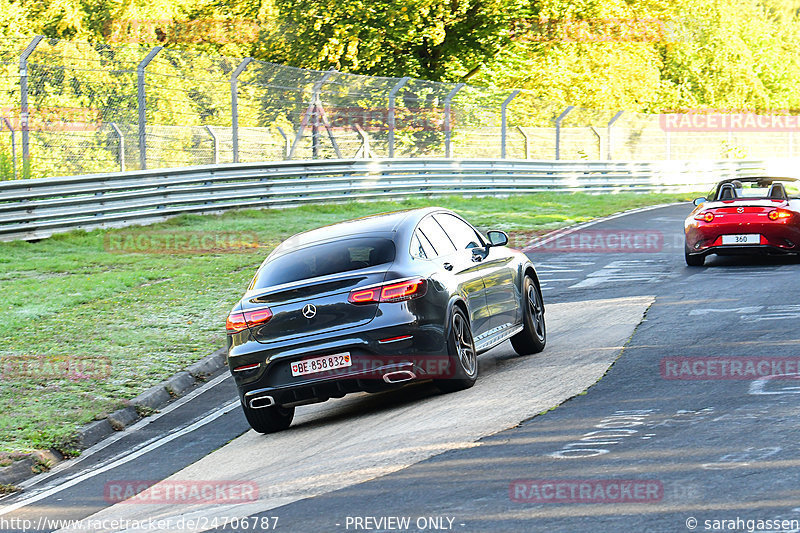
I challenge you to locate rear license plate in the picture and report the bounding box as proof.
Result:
[721,234,761,245]
[291,352,352,377]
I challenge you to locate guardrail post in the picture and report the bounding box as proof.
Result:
[231,58,252,163]
[276,126,290,159]
[606,111,623,160]
[387,76,410,158]
[137,46,162,170]
[444,83,465,158]
[516,126,530,159]
[205,125,219,164]
[20,35,43,178]
[554,105,575,160]
[110,122,124,172]
[500,90,520,159]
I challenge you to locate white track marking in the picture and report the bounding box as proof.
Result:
[10,371,234,495]
[0,399,239,516]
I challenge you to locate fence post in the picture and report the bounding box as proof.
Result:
[231,58,253,163]
[353,123,371,158]
[665,130,671,160]
[387,76,410,158]
[501,90,520,158]
[606,111,623,160]
[444,83,465,158]
[589,126,602,159]
[276,126,290,159]
[110,122,125,172]
[312,69,337,159]
[137,46,162,170]
[554,105,574,160]
[288,69,337,159]
[205,125,219,164]
[516,126,530,159]
[19,35,43,178]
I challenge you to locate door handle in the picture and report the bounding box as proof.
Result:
[471,254,482,262]
[443,262,454,271]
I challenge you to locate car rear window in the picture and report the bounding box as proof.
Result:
[251,237,396,289]
[717,180,800,199]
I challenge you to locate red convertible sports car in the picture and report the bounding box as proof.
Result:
[685,177,800,266]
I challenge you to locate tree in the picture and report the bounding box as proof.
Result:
[252,0,516,81]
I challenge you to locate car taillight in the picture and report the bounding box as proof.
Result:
[769,209,792,220]
[225,306,273,333]
[348,278,427,304]
[694,211,715,222]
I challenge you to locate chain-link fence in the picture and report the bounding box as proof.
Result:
[2,36,800,180]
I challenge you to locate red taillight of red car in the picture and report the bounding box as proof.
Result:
[225,306,273,333]
[694,211,715,222]
[769,209,793,220]
[348,278,427,305]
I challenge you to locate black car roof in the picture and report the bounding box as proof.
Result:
[718,176,798,184]
[269,207,443,257]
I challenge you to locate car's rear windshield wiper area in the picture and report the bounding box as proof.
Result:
[252,237,396,289]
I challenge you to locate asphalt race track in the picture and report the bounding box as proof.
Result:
[3,202,800,533]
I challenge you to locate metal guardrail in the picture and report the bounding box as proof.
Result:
[0,158,767,241]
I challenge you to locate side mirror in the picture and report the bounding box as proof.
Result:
[487,230,509,247]
[693,197,706,206]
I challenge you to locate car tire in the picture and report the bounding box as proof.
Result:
[511,275,547,355]
[241,402,295,434]
[435,306,478,393]
[685,248,705,266]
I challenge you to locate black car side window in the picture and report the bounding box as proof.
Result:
[418,216,457,256]
[412,230,437,259]
[433,213,484,251]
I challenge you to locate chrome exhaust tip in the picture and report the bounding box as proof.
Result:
[249,395,276,409]
[382,370,417,384]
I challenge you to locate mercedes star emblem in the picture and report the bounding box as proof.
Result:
[302,304,317,319]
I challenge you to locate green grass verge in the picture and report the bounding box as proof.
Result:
[0,192,695,455]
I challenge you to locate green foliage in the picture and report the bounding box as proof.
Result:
[251,0,514,81]
[3,0,800,141]
[0,150,13,180]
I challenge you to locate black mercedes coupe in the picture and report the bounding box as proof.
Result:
[226,208,546,433]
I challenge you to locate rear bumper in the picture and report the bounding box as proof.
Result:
[242,359,444,408]
[687,244,797,257]
[228,313,453,408]
[685,222,800,255]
